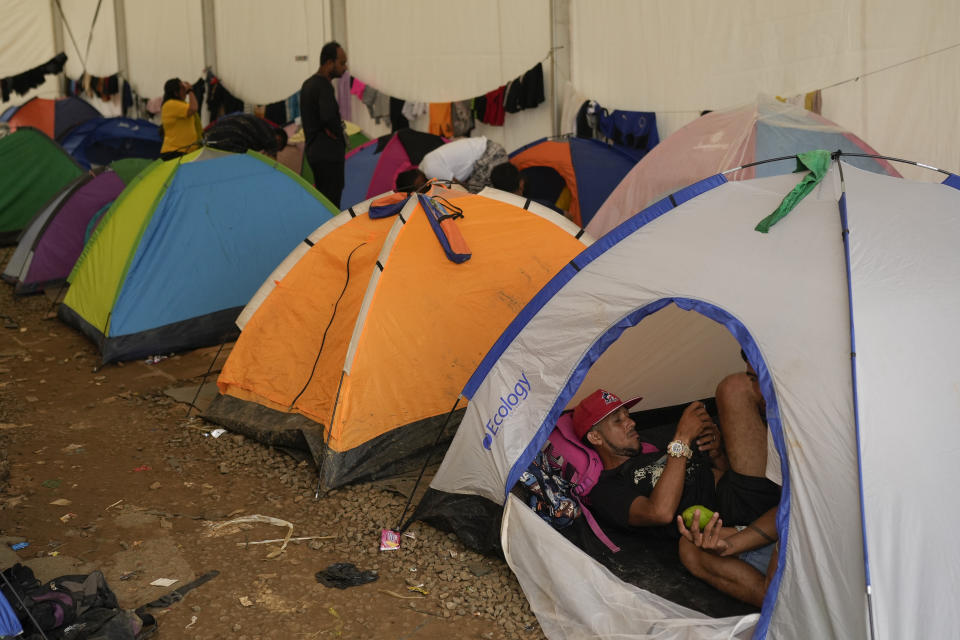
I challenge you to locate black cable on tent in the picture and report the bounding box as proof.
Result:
[291,242,365,411]
[279,241,363,499]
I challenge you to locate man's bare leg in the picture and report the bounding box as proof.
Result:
[715,372,767,477]
[678,538,766,608]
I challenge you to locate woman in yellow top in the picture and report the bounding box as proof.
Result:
[160,78,202,155]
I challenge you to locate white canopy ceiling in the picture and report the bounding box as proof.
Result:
[1,0,957,176]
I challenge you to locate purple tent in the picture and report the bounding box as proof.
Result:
[2,171,126,294]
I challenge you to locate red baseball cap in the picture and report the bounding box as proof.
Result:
[572,389,642,440]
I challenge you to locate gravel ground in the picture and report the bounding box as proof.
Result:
[0,262,547,640]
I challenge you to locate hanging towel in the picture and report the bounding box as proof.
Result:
[504,78,523,113]
[481,86,505,126]
[264,100,287,126]
[520,62,545,109]
[451,99,475,136]
[351,78,367,99]
[390,97,409,132]
[472,95,487,122]
[287,90,301,121]
[429,102,454,137]
[401,101,428,121]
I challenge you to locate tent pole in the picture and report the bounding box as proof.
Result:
[314,370,346,500]
[394,396,463,532]
[49,0,67,96]
[722,152,955,177]
[185,338,228,419]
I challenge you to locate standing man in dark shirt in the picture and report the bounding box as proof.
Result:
[301,41,348,208]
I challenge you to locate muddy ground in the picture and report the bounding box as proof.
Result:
[0,268,545,639]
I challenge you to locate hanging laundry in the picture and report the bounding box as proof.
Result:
[481,86,505,126]
[472,94,487,122]
[451,100,474,136]
[361,86,390,123]
[264,100,287,126]
[1,52,67,99]
[146,96,163,114]
[504,78,523,113]
[597,109,659,160]
[401,100,428,122]
[429,102,454,137]
[520,62,545,109]
[337,70,352,122]
[390,97,408,132]
[191,77,205,111]
[287,91,300,122]
[121,80,133,116]
[351,78,367,100]
[206,74,243,119]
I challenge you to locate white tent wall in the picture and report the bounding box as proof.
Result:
[568,0,960,180]
[0,0,59,106]
[844,166,960,639]
[344,0,553,150]
[123,0,205,107]
[212,0,331,106]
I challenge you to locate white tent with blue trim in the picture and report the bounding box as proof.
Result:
[421,157,960,639]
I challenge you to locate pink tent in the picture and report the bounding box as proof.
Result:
[587,97,900,238]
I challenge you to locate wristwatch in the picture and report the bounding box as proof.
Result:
[666,440,693,460]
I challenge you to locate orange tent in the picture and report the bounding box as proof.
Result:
[509,137,637,228]
[5,97,100,140]
[206,185,591,489]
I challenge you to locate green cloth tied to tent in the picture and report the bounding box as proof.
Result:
[755,149,831,233]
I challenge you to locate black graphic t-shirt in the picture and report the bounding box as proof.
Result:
[589,452,717,538]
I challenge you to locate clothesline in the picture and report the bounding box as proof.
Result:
[188,58,548,136]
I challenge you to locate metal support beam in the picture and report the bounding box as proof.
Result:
[113,0,129,81]
[50,0,66,95]
[550,0,571,137]
[201,0,217,72]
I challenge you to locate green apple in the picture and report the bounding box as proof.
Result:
[682,505,715,530]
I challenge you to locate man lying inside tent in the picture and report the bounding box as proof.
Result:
[576,358,781,607]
